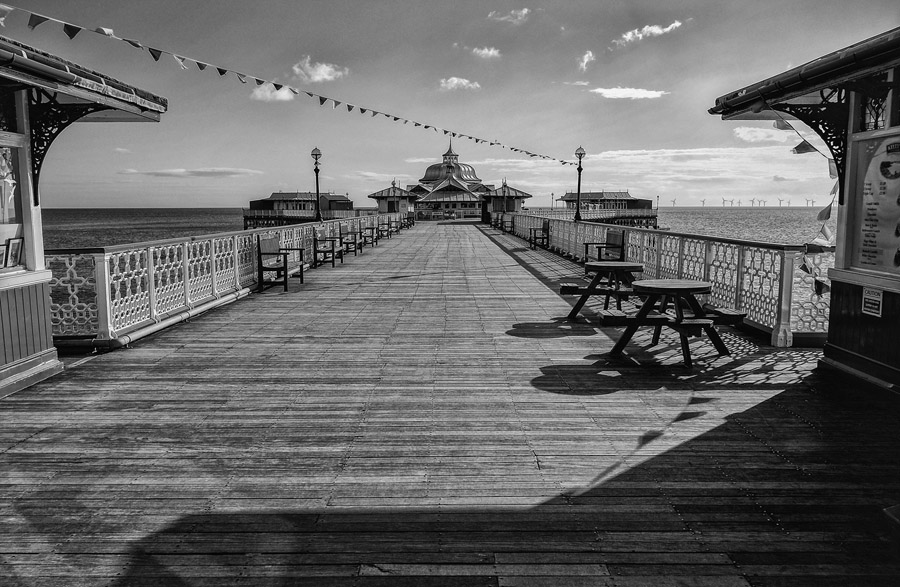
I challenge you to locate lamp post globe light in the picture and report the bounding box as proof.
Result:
[574,146,586,222]
[311,147,322,222]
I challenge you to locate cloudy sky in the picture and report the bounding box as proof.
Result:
[8,0,900,208]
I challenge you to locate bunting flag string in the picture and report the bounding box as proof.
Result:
[767,101,838,296]
[0,4,576,166]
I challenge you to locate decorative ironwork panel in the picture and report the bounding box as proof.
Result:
[236,233,256,287]
[657,234,682,279]
[213,237,237,293]
[187,240,214,303]
[152,244,185,316]
[790,251,832,333]
[737,247,784,325]
[706,241,740,305]
[680,238,708,281]
[108,249,151,331]
[46,253,99,336]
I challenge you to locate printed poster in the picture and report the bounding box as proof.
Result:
[854,136,900,275]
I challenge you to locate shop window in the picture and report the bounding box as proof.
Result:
[0,145,23,270]
[857,72,890,132]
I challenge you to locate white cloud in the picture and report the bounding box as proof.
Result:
[488,8,531,25]
[578,50,595,72]
[354,171,413,183]
[733,126,791,143]
[292,56,349,83]
[612,20,682,48]
[473,46,501,59]
[440,77,481,91]
[563,81,590,86]
[589,86,669,99]
[120,168,264,178]
[114,147,131,154]
[250,84,296,102]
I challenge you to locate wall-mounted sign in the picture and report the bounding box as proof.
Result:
[853,135,900,276]
[862,287,883,317]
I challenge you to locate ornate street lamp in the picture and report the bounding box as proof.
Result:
[310,147,322,222]
[574,146,585,222]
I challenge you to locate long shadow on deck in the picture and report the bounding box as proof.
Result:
[103,370,900,586]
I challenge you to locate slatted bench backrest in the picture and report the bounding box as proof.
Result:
[258,235,281,264]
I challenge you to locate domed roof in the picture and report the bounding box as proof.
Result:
[418,143,481,185]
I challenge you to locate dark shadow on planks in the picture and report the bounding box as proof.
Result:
[109,373,900,586]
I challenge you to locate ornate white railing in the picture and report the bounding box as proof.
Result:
[45,214,401,348]
[520,207,657,220]
[495,212,833,347]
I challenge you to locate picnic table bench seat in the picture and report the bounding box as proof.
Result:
[701,303,747,325]
[529,220,550,250]
[256,234,305,293]
[560,282,634,298]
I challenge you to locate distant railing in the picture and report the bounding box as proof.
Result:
[495,212,832,347]
[521,207,657,219]
[45,213,402,348]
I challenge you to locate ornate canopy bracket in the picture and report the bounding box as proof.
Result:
[772,88,849,204]
[28,88,110,205]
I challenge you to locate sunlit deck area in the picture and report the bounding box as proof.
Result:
[3,222,900,586]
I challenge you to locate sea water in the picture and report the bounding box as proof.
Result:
[41,206,837,249]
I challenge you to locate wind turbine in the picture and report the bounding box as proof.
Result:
[778,198,785,207]
[758,199,767,207]
[806,198,815,206]
[737,199,743,207]
[749,198,756,207]
[700,198,706,207]
[670,198,676,207]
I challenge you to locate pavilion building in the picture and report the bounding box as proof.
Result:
[368,145,531,221]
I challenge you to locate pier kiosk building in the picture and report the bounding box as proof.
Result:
[0,36,167,396]
[710,26,900,389]
[388,145,532,221]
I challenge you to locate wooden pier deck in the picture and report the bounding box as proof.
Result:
[2,222,899,586]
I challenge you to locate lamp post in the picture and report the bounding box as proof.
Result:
[574,146,585,222]
[310,147,322,222]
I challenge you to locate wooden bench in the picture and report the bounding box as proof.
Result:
[340,229,361,257]
[702,303,747,326]
[583,228,625,262]
[313,235,343,268]
[361,226,378,247]
[377,222,392,239]
[501,218,514,233]
[256,234,304,293]
[529,220,550,250]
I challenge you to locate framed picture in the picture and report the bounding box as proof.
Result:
[4,237,23,267]
[0,243,5,267]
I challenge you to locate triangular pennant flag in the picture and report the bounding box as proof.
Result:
[332,100,341,109]
[254,78,265,86]
[346,104,354,112]
[124,38,144,49]
[272,83,283,91]
[393,116,400,121]
[792,139,817,154]
[814,278,831,296]
[816,202,833,222]
[0,5,12,27]
[820,224,834,241]
[799,261,812,275]
[424,125,431,129]
[359,108,367,114]
[148,48,163,62]
[289,87,299,95]
[414,122,421,127]
[370,110,377,116]
[216,67,228,76]
[773,119,793,131]
[63,24,83,39]
[382,112,391,118]
[94,27,115,37]
[828,159,838,178]
[318,96,328,106]
[196,61,208,71]
[443,130,450,135]
[830,180,839,195]
[304,91,314,98]
[27,14,49,30]
[173,55,188,70]
[236,73,247,84]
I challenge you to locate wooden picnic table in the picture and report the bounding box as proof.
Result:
[609,279,730,368]
[565,260,643,319]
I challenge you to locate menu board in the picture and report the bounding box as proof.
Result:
[853,135,900,275]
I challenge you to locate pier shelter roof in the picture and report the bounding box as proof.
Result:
[0,35,167,122]
[558,190,633,202]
